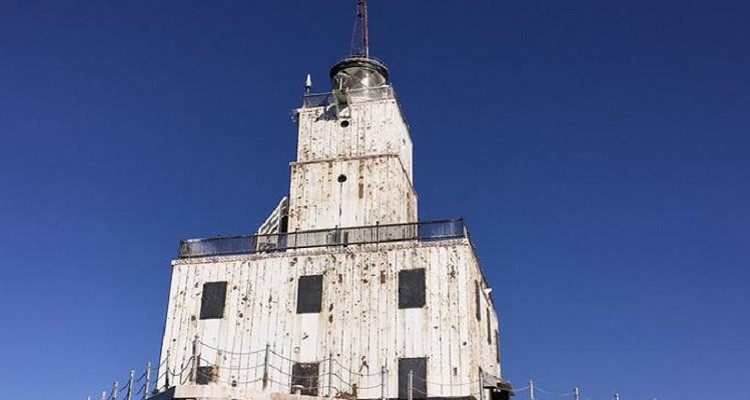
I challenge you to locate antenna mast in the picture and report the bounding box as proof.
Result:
[350,0,369,58]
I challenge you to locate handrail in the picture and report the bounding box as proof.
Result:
[178,219,466,259]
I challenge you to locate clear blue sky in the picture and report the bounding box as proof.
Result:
[1,1,748,399]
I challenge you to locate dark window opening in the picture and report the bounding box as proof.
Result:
[200,281,227,320]
[398,268,426,309]
[491,388,512,400]
[297,275,323,314]
[475,280,481,321]
[337,174,347,183]
[340,120,350,128]
[398,358,427,399]
[279,215,289,234]
[196,365,218,385]
[495,329,501,363]
[486,308,492,344]
[291,362,320,396]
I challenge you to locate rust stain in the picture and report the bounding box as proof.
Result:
[380,271,386,284]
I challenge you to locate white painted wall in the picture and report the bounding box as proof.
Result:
[289,94,417,232]
[158,239,501,399]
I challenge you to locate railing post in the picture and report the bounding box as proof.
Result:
[125,370,134,400]
[111,381,118,400]
[529,380,535,400]
[216,349,223,385]
[262,343,270,390]
[190,335,200,384]
[100,390,107,400]
[407,370,413,400]
[327,353,334,397]
[573,387,580,400]
[380,366,386,400]
[144,361,151,400]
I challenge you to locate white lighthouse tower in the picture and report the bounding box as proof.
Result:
[153,2,512,400]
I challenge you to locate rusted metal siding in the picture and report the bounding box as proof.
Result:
[158,239,500,398]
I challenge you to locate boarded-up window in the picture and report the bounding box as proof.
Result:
[200,281,227,320]
[296,275,323,314]
[291,362,319,396]
[196,365,218,385]
[398,358,427,399]
[486,308,492,344]
[475,280,481,320]
[495,329,501,363]
[398,269,425,309]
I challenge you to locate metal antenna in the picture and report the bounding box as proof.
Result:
[305,74,312,95]
[350,0,369,58]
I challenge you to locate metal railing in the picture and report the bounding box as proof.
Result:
[178,219,467,259]
[153,338,486,399]
[302,85,395,108]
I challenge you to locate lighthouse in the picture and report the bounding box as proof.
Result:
[153,2,512,400]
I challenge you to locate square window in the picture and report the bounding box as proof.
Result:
[398,357,427,399]
[200,281,227,320]
[291,362,320,396]
[297,275,323,314]
[196,365,218,385]
[398,269,425,309]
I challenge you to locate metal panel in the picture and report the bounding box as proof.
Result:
[398,269,425,309]
[296,275,323,314]
[398,357,427,399]
[196,366,218,385]
[199,281,227,320]
[291,362,319,396]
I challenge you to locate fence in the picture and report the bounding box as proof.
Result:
[159,338,481,399]
[302,85,395,108]
[85,337,489,400]
[179,219,467,259]
[86,340,629,400]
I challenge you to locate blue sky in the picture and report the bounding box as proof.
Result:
[1,1,748,399]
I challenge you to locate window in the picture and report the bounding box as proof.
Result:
[495,329,501,363]
[200,281,227,320]
[398,268,425,309]
[398,358,427,399]
[486,308,492,344]
[475,280,481,320]
[297,275,323,314]
[291,362,320,396]
[196,365,218,385]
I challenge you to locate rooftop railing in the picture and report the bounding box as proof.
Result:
[178,219,467,259]
[302,85,395,108]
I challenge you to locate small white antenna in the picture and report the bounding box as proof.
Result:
[305,74,312,94]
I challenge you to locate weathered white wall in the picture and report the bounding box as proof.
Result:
[295,99,413,179]
[158,239,500,399]
[289,95,417,231]
[288,155,417,231]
